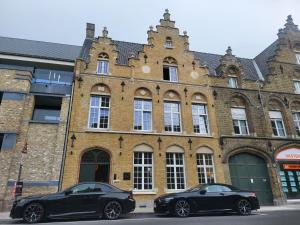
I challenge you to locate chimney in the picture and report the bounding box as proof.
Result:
[86,23,95,39]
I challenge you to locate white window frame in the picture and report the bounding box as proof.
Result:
[228,76,238,88]
[164,101,182,133]
[97,60,109,75]
[133,99,152,131]
[192,103,210,135]
[269,111,286,137]
[133,152,154,191]
[296,53,300,65]
[163,66,178,82]
[166,153,186,191]
[196,153,216,184]
[293,111,300,136]
[231,108,249,135]
[294,80,300,94]
[88,95,110,129]
[165,38,173,48]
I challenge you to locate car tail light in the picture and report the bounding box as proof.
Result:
[250,192,256,197]
[128,191,134,199]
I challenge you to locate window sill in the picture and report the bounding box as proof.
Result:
[86,128,110,132]
[29,120,59,124]
[133,190,157,195]
[193,133,212,137]
[165,189,186,194]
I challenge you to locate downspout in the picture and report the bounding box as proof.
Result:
[58,73,75,191]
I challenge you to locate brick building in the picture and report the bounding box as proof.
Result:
[0,37,80,210]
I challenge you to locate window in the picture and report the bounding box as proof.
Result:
[165,37,172,48]
[0,91,3,105]
[197,153,215,184]
[206,185,231,192]
[269,111,286,137]
[133,152,153,191]
[134,99,152,131]
[192,104,209,134]
[70,183,97,194]
[32,96,62,122]
[166,153,185,190]
[97,60,109,75]
[294,81,300,94]
[33,69,73,85]
[296,53,300,64]
[293,112,300,136]
[231,108,249,135]
[228,77,238,88]
[0,133,4,152]
[163,66,178,82]
[164,102,181,132]
[88,96,110,129]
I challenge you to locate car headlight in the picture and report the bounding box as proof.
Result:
[18,199,27,204]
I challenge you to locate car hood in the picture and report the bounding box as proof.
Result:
[156,191,186,200]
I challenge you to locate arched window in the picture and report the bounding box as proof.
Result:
[79,149,110,182]
[97,52,109,75]
[268,99,286,137]
[191,93,210,134]
[133,144,154,191]
[163,91,181,132]
[166,145,185,190]
[196,147,215,184]
[165,37,173,48]
[163,57,178,82]
[230,95,249,135]
[88,84,111,129]
[291,101,300,136]
[134,88,152,131]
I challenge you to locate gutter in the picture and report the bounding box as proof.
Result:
[58,75,75,191]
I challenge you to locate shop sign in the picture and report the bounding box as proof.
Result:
[276,148,300,161]
[283,164,300,170]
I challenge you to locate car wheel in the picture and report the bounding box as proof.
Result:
[23,202,45,223]
[236,199,252,215]
[103,201,122,220]
[174,199,190,217]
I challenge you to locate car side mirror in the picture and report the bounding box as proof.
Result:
[200,190,207,195]
[65,190,72,195]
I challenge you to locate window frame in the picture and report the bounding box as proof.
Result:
[231,107,249,135]
[294,80,300,94]
[269,111,286,137]
[165,37,173,49]
[164,101,182,133]
[133,152,154,191]
[295,53,300,65]
[196,153,216,184]
[166,152,186,191]
[228,76,238,88]
[133,99,152,132]
[97,60,109,75]
[88,95,111,129]
[163,66,178,82]
[192,103,210,135]
[293,111,300,136]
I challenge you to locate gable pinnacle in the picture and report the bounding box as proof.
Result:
[226,46,232,55]
[286,15,294,25]
[102,26,108,37]
[163,9,170,21]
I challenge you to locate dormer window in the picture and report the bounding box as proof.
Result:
[165,37,173,48]
[228,77,238,88]
[97,52,109,75]
[163,57,178,82]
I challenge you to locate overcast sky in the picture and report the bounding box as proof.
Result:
[1,0,299,58]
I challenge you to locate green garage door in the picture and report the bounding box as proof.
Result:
[229,153,273,205]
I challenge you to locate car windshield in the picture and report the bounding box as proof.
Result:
[186,184,207,192]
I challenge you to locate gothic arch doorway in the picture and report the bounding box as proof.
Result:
[79,149,110,183]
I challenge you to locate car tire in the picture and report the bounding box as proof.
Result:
[103,201,122,220]
[236,199,252,216]
[174,199,191,217]
[22,202,45,223]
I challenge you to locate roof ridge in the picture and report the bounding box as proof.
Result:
[0,36,81,48]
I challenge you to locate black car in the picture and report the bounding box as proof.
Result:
[10,182,135,223]
[154,183,260,217]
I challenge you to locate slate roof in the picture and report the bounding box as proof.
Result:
[0,36,277,81]
[0,36,81,62]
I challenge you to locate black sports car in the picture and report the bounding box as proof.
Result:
[10,182,135,223]
[154,183,259,217]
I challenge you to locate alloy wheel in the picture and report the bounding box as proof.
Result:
[174,200,190,217]
[104,201,122,220]
[23,203,44,223]
[237,199,252,215]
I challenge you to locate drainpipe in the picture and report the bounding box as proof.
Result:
[58,75,75,191]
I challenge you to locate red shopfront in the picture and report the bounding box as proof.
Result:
[276,148,300,199]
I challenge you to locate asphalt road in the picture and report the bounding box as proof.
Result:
[1,210,300,225]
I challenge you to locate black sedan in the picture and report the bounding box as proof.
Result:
[154,183,259,217]
[10,182,135,223]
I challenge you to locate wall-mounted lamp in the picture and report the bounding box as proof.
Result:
[157,137,162,150]
[118,136,124,149]
[188,138,192,150]
[71,133,76,148]
[77,76,83,88]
